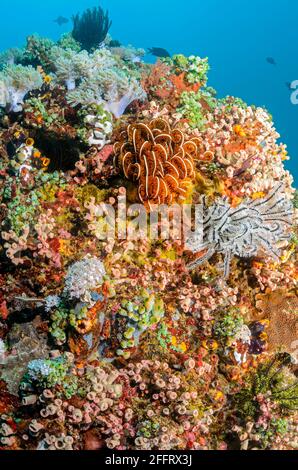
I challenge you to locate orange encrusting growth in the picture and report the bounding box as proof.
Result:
[114,118,204,209]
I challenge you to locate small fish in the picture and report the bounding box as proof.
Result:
[266,57,276,66]
[148,47,170,58]
[54,16,69,26]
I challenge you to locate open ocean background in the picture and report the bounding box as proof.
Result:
[0,0,297,183]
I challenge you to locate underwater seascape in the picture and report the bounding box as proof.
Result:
[0,0,298,456]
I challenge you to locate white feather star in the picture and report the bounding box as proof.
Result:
[186,184,294,277]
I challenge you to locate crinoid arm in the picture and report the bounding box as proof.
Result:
[71,6,112,52]
[187,247,215,270]
[186,185,294,277]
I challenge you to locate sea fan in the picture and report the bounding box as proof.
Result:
[186,184,294,277]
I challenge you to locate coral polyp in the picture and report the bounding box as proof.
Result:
[0,5,297,454]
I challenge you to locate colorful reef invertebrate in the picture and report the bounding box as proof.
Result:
[0,14,297,453]
[186,184,294,277]
[102,290,165,360]
[20,354,75,398]
[178,90,207,130]
[77,104,113,148]
[72,5,112,52]
[165,54,210,86]
[53,49,92,91]
[0,64,43,112]
[25,35,56,70]
[114,118,200,208]
[0,339,6,362]
[0,47,24,69]
[110,44,146,63]
[67,69,146,118]
[11,139,50,181]
[234,353,298,419]
[63,256,106,304]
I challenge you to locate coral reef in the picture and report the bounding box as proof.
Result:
[67,69,146,118]
[0,15,297,453]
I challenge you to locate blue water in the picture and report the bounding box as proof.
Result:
[0,0,297,182]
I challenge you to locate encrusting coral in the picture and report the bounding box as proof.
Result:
[0,7,297,452]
